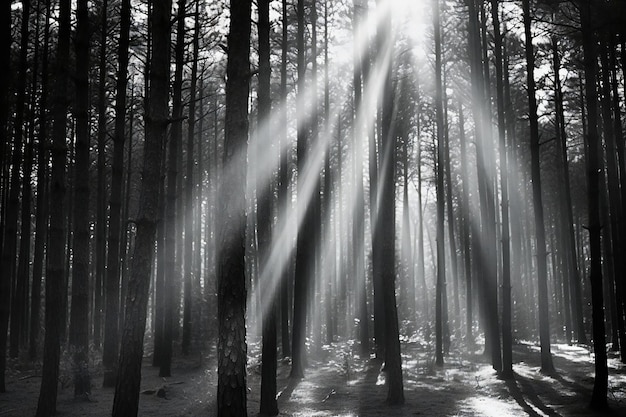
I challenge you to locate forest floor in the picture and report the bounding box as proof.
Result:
[2,338,626,416]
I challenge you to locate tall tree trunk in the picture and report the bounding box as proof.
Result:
[69,0,91,397]
[160,0,187,378]
[352,0,370,357]
[491,0,513,378]
[111,0,172,414]
[291,0,314,380]
[30,0,51,361]
[522,0,554,374]
[182,0,201,356]
[580,1,607,409]
[103,0,132,387]
[0,0,13,392]
[458,103,472,346]
[258,0,278,414]
[279,0,291,360]
[4,0,30,362]
[94,0,109,351]
[434,0,446,368]
[216,1,252,416]
[35,0,71,413]
[378,1,403,404]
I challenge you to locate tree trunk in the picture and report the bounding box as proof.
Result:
[30,0,51,362]
[580,1,607,409]
[94,0,109,351]
[69,0,91,397]
[216,1,251,415]
[434,0,445,368]
[5,0,30,361]
[182,0,201,356]
[522,0,554,374]
[258,0,278,414]
[291,0,314,380]
[490,0,513,379]
[35,0,71,413]
[111,0,172,414]
[103,0,132,387]
[352,0,369,357]
[0,0,13,393]
[279,0,292,360]
[375,0,404,405]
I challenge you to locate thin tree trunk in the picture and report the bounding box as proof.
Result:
[258,0,278,414]
[490,0,513,378]
[69,0,91,397]
[0,0,13,392]
[103,0,132,387]
[30,0,51,362]
[35,0,71,413]
[94,0,109,351]
[522,0,554,374]
[580,1,607,409]
[182,0,201,356]
[434,0,445,367]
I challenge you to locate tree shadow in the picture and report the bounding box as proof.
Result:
[276,376,301,402]
[505,373,562,417]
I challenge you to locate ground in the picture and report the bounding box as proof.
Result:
[2,339,626,416]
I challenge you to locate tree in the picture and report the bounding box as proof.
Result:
[522,0,554,374]
[291,0,314,380]
[378,0,404,405]
[490,0,513,379]
[579,0,608,410]
[111,0,172,414]
[0,0,12,393]
[35,0,71,413]
[68,0,92,397]
[216,0,252,415]
[434,0,446,368]
[103,0,132,387]
[258,0,278,414]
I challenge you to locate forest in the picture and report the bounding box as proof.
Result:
[2,0,626,415]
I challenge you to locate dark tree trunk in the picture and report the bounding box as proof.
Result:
[522,0,554,374]
[160,0,186,378]
[216,1,252,415]
[5,0,30,361]
[279,0,292,360]
[378,2,403,404]
[69,0,92,397]
[111,0,172,414]
[0,0,12,393]
[35,0,71,413]
[103,0,132,387]
[580,1,608,410]
[434,0,445,368]
[490,0,513,379]
[30,0,51,362]
[182,0,201,356]
[291,0,315,380]
[258,0,278,414]
[458,103,472,346]
[94,0,109,351]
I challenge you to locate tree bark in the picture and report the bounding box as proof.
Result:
[522,0,554,374]
[35,0,71,413]
[103,0,132,387]
[69,0,92,397]
[580,1,608,410]
[216,1,252,415]
[111,0,172,414]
